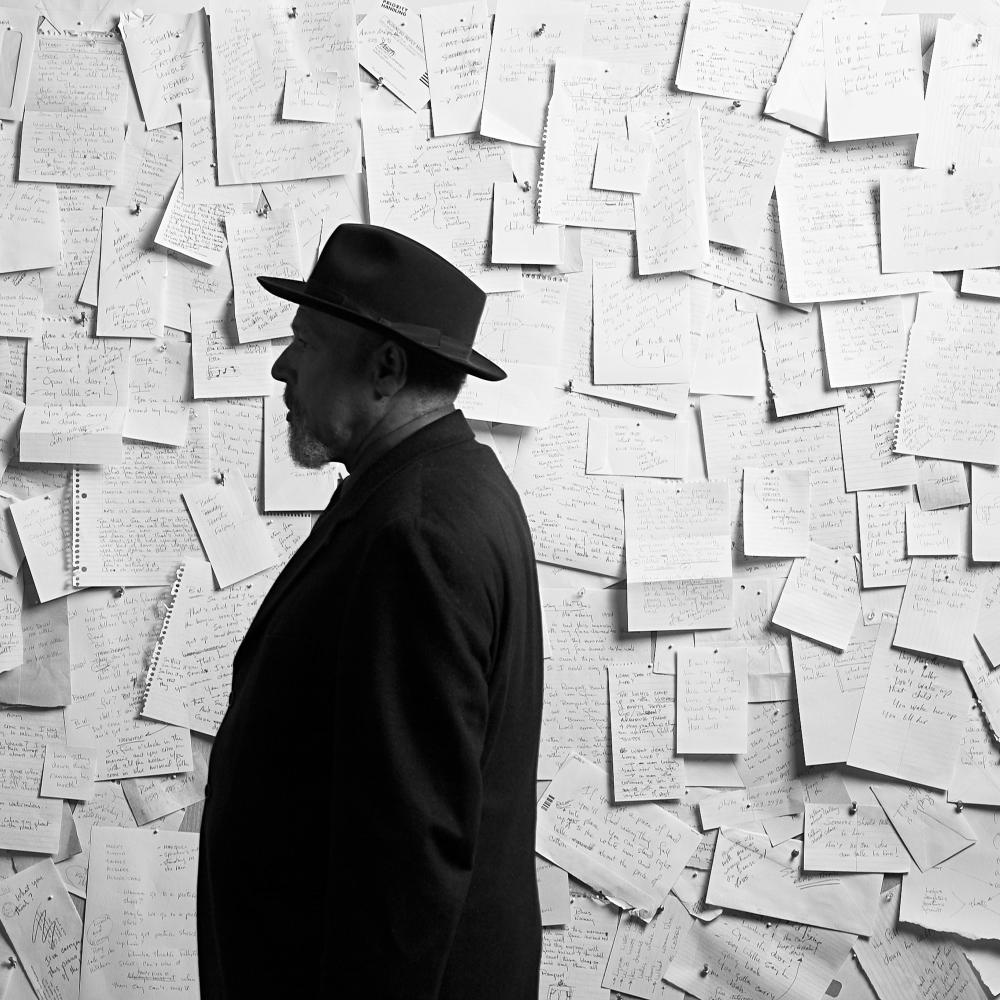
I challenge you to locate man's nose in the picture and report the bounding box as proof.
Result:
[271,346,291,382]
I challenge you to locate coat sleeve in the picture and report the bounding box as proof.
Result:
[325,514,494,997]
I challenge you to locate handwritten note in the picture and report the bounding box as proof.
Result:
[490,182,562,265]
[190,299,272,399]
[821,296,908,388]
[973,463,1000,562]
[81,828,200,1000]
[608,666,684,801]
[9,488,74,604]
[536,753,701,919]
[857,487,911,587]
[839,385,917,495]
[675,646,748,756]
[0,858,82,1000]
[804,802,910,872]
[41,743,97,801]
[282,68,340,123]
[586,417,686,478]
[743,468,810,557]
[689,290,763,397]
[848,615,968,789]
[0,737,61,852]
[421,1,490,136]
[905,501,960,556]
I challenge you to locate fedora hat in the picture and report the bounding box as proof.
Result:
[257,224,506,381]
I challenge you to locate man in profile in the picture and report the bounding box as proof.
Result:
[196,224,544,1000]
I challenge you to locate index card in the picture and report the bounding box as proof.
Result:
[791,619,877,767]
[820,297,908,388]
[41,743,97,800]
[881,168,1000,273]
[839,386,917,493]
[664,910,856,1000]
[480,0,585,146]
[282,68,340,123]
[124,339,192,447]
[699,101,787,251]
[675,0,799,103]
[824,15,924,141]
[539,889,619,998]
[916,457,969,511]
[872,783,977,872]
[972,464,1000,561]
[905,501,960,556]
[689,289,763,397]
[19,405,125,466]
[706,826,882,934]
[0,7,36,121]
[421,0,490,137]
[624,480,732,632]
[592,136,651,194]
[97,207,167,340]
[857,487,911,588]
[0,858,81,1000]
[586,417,686,478]
[226,207,303,344]
[629,107,709,275]
[899,806,1000,941]
[775,133,936,303]
[847,615,968,789]
[539,588,652,778]
[772,542,859,650]
[191,299,272,400]
[358,0,430,112]
[742,468,810,557]
[856,881,984,1000]
[81,829,200,1000]
[210,2,361,184]
[916,18,1000,169]
[490,182,562,265]
[602,896,692,1000]
[803,802,910,873]
[182,469,278,588]
[536,753,701,919]
[9,488,74,604]
[894,556,982,660]
[119,10,211,130]
[608,665,685,802]
[676,647,748,755]
[592,260,690,385]
[758,304,843,417]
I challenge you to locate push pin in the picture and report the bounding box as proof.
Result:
[564,378,574,391]
[520,180,531,192]
[956,801,965,813]
[534,22,546,35]
[6,956,15,968]
[975,32,983,46]
[731,100,742,109]
[113,587,124,599]
[849,801,858,815]
[700,965,710,977]
[131,202,141,214]
[948,162,956,174]
[217,472,226,486]
[790,847,800,859]
[75,311,87,324]
[766,922,772,928]
[288,5,297,16]
[256,204,270,217]
[374,76,385,90]
[862,385,875,399]
[159,341,168,351]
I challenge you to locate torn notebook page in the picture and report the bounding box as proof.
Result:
[536,752,701,919]
[608,665,685,802]
[823,14,924,142]
[624,480,733,631]
[791,619,877,767]
[847,615,968,790]
[676,646,748,755]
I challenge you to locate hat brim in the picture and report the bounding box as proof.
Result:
[258,275,507,382]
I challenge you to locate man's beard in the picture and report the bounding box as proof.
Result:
[286,400,332,469]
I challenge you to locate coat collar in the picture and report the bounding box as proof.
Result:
[238,410,476,654]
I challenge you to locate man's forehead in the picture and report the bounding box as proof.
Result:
[292,305,377,341]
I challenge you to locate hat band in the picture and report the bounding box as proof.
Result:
[318,287,473,363]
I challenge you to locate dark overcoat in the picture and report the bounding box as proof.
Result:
[197,411,544,999]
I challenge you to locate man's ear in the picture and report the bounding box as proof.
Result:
[371,338,408,399]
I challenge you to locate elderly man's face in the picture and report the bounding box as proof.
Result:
[270,306,381,469]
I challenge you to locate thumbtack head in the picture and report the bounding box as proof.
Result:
[956,801,964,812]
[975,32,983,45]
[790,848,800,858]
[6,956,16,968]
[534,22,546,35]
[374,75,385,89]
[849,801,858,814]
[948,163,956,174]
[75,311,87,324]
[862,385,875,399]
[700,964,710,977]
[731,100,741,109]
[131,202,141,214]
[520,180,531,192]
[288,5,297,15]
[113,587,124,598]
[217,472,226,486]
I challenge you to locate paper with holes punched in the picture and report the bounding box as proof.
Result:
[742,468,810,558]
[706,826,882,935]
[847,616,968,790]
[608,666,684,802]
[772,542,859,651]
[536,753,701,920]
[871,783,977,872]
[824,14,923,142]
[791,617,877,768]
[624,480,732,632]
[803,802,910,873]
[676,647,748,755]
[182,469,278,588]
[592,260,690,385]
